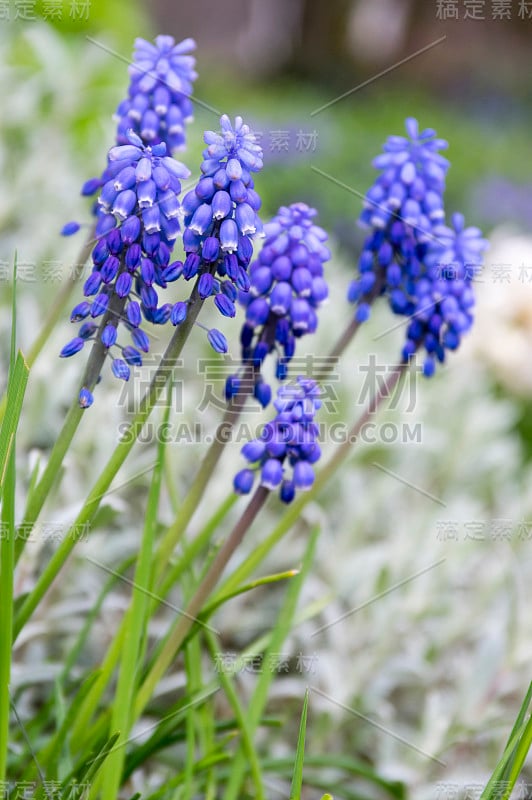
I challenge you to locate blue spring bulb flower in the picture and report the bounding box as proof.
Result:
[227,203,329,406]
[348,117,450,323]
[348,117,487,376]
[61,130,190,403]
[401,212,488,376]
[178,115,263,352]
[66,36,197,235]
[234,377,322,503]
[116,36,197,153]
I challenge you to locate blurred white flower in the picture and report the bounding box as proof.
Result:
[468,227,532,395]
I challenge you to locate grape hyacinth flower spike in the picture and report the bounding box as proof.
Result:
[346,117,487,376]
[234,377,322,504]
[61,35,197,237]
[60,130,190,407]
[116,36,198,152]
[177,114,264,354]
[348,117,450,324]
[401,211,488,376]
[227,202,330,408]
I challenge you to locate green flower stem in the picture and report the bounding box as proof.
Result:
[17,401,84,558]
[223,529,319,800]
[214,360,408,603]
[156,493,239,599]
[99,416,167,800]
[312,276,384,380]
[307,361,407,491]
[15,285,129,563]
[0,452,15,784]
[503,716,532,800]
[13,280,207,640]
[0,264,27,785]
[133,485,270,719]
[69,622,127,751]
[203,629,265,799]
[324,315,362,365]
[0,224,95,428]
[154,363,255,577]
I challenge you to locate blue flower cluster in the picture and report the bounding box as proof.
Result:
[116,36,197,153]
[177,114,263,353]
[233,377,322,503]
[348,118,487,375]
[348,118,449,324]
[60,131,190,406]
[226,203,330,408]
[62,36,197,230]
[402,212,488,375]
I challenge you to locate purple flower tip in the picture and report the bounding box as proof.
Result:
[234,468,255,495]
[61,221,81,236]
[207,328,228,353]
[78,387,94,408]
